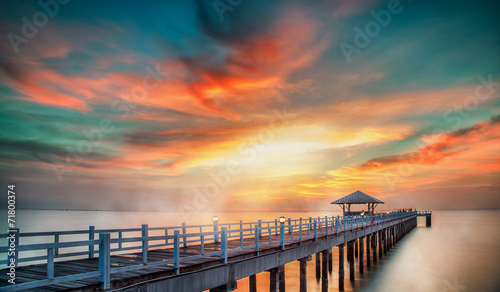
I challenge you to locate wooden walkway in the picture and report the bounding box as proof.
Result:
[1,229,314,291]
[0,212,422,291]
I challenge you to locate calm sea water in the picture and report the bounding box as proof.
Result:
[2,209,499,292]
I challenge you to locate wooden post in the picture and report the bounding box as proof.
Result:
[214,221,219,243]
[366,234,371,267]
[313,220,317,241]
[201,235,205,255]
[384,229,388,253]
[182,222,187,247]
[359,236,364,274]
[98,233,111,290]
[372,233,377,263]
[280,224,285,251]
[355,238,359,258]
[258,220,263,238]
[278,265,285,292]
[348,241,354,280]
[54,234,59,256]
[88,226,95,258]
[338,244,344,290]
[322,250,329,292]
[255,225,260,255]
[221,227,228,263]
[328,248,333,273]
[142,224,148,264]
[240,221,244,248]
[47,248,54,279]
[426,215,432,227]
[299,218,303,244]
[378,231,382,258]
[270,268,279,292]
[288,218,292,234]
[173,230,180,275]
[249,274,257,292]
[316,252,321,279]
[299,258,307,292]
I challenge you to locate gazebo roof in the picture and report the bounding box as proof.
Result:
[330,190,384,204]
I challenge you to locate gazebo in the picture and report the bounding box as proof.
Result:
[331,190,384,217]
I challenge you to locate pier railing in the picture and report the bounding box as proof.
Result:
[1,211,418,291]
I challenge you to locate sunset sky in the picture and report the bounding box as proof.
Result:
[0,0,499,212]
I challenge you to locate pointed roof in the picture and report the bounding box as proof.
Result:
[330,190,384,204]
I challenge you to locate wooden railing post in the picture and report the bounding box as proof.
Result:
[325,216,329,237]
[335,217,339,234]
[173,230,180,275]
[98,233,110,290]
[54,234,59,256]
[88,226,95,258]
[118,231,123,249]
[201,235,205,255]
[182,223,187,247]
[47,247,54,279]
[164,228,169,246]
[213,221,219,243]
[299,218,303,244]
[221,227,228,263]
[258,220,262,238]
[255,226,260,253]
[141,224,149,264]
[240,220,244,248]
[280,223,285,250]
[313,220,317,241]
[288,218,292,234]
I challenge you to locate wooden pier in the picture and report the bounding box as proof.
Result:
[0,211,429,291]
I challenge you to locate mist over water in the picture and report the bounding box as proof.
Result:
[2,209,499,291]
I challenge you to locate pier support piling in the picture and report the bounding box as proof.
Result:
[426,215,432,227]
[299,258,307,292]
[366,234,371,267]
[316,252,321,280]
[383,229,387,254]
[339,244,344,290]
[249,274,257,292]
[372,233,377,263]
[347,241,355,280]
[359,236,364,274]
[322,250,329,292]
[328,248,333,273]
[354,238,358,258]
[270,268,279,292]
[378,231,382,258]
[278,265,285,292]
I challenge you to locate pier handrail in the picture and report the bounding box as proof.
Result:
[1,211,419,291]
